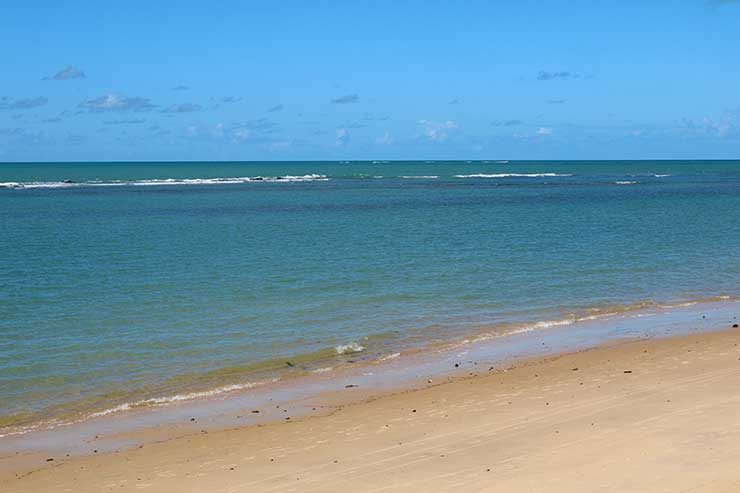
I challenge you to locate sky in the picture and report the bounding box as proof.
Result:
[1,0,740,162]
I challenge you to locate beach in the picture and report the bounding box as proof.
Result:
[4,0,740,489]
[3,323,740,492]
[1,161,739,490]
[5,0,740,486]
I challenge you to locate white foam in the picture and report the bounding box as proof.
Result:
[400,175,439,179]
[0,175,329,189]
[85,378,280,420]
[454,173,571,178]
[335,342,365,355]
[378,352,401,361]
[531,319,575,329]
[0,181,77,189]
[614,181,638,185]
[654,174,671,178]
[87,403,132,418]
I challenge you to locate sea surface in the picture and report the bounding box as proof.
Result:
[1,160,739,435]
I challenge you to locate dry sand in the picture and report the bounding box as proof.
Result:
[4,328,740,492]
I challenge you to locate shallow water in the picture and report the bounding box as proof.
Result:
[1,160,739,432]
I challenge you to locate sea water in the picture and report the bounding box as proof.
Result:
[1,160,738,434]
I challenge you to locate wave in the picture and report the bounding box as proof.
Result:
[654,174,671,178]
[335,342,365,355]
[453,173,572,178]
[400,175,439,179]
[441,296,737,349]
[85,378,280,420]
[2,295,735,440]
[0,175,329,189]
[614,181,638,185]
[378,352,401,361]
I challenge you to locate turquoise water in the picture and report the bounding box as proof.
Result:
[1,161,739,430]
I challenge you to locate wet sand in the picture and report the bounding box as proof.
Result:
[3,325,740,492]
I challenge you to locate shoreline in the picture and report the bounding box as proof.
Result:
[1,296,735,443]
[3,319,740,491]
[1,300,738,487]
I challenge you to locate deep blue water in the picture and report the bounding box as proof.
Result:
[1,160,739,429]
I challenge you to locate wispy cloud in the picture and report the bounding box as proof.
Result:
[335,128,350,146]
[67,133,87,144]
[43,66,86,81]
[331,93,359,104]
[219,96,243,103]
[103,118,147,125]
[162,103,202,113]
[536,127,553,135]
[267,104,284,112]
[0,127,46,144]
[0,96,49,110]
[171,85,190,91]
[707,0,740,6]
[491,119,523,127]
[547,99,567,104]
[79,94,156,112]
[683,110,740,139]
[448,99,460,105]
[0,127,25,137]
[537,70,578,81]
[187,119,282,144]
[419,120,459,142]
[361,113,390,121]
[342,121,368,129]
[376,131,394,145]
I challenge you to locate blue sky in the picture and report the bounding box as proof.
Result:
[1,0,740,162]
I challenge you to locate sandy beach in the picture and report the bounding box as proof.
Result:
[4,2,740,490]
[3,326,740,492]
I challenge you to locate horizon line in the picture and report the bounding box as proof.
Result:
[2,158,739,165]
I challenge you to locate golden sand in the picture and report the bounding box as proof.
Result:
[3,328,740,492]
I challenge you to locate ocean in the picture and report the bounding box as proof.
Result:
[1,160,739,435]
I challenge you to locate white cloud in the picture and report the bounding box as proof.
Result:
[702,112,738,138]
[79,94,156,112]
[536,127,553,135]
[43,66,86,81]
[682,110,740,139]
[161,103,202,113]
[335,128,350,147]
[376,131,394,145]
[186,119,281,144]
[419,120,459,142]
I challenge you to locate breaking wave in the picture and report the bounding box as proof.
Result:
[335,342,365,355]
[454,173,572,178]
[0,175,328,189]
